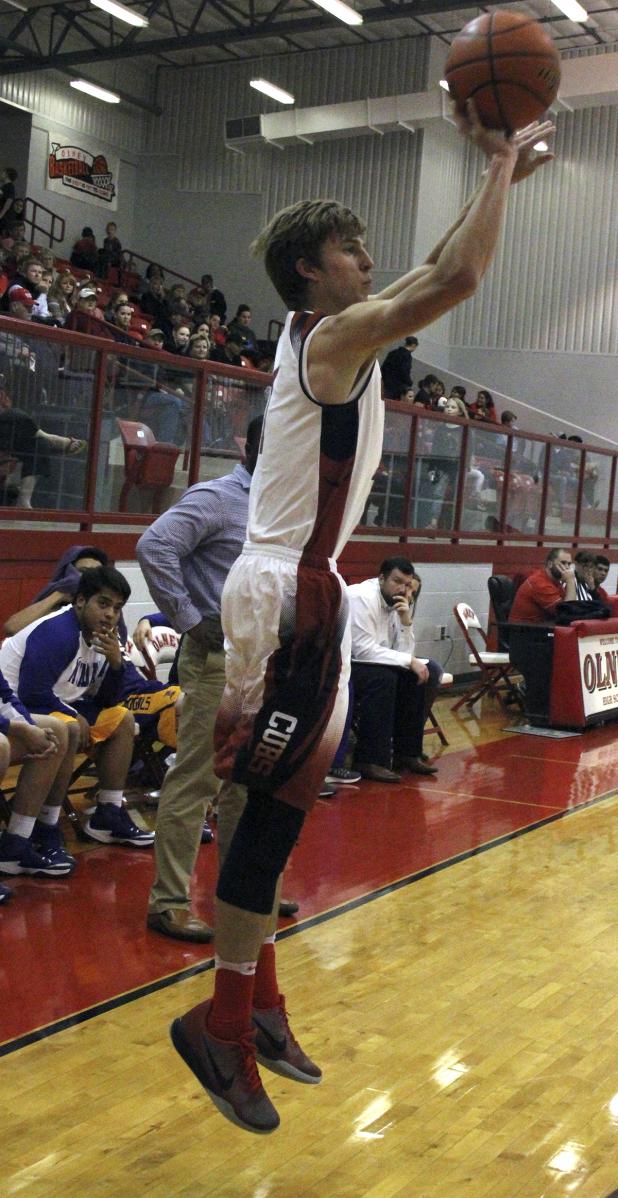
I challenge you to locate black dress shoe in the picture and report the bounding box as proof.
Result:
[147,909,214,942]
[356,763,402,783]
[278,898,299,917]
[395,755,438,776]
[201,818,214,844]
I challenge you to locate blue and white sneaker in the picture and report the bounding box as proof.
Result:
[33,821,77,874]
[0,830,73,877]
[0,881,12,902]
[85,802,155,847]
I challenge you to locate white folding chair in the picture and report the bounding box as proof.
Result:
[452,602,519,711]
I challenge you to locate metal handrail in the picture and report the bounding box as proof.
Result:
[0,317,615,553]
[117,249,201,292]
[23,198,65,248]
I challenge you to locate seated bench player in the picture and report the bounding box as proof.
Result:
[0,666,78,892]
[3,545,183,757]
[0,565,159,847]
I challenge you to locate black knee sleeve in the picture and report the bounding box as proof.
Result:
[216,790,305,915]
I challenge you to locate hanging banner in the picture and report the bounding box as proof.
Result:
[46,132,119,210]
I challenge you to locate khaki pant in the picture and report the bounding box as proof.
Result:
[148,627,245,914]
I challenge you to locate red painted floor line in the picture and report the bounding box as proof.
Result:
[2,724,618,1045]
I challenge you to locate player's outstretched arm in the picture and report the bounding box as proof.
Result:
[375,112,555,304]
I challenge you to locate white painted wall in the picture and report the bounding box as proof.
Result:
[118,556,501,681]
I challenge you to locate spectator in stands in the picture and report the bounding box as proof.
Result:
[100,221,122,277]
[104,289,129,323]
[449,384,467,408]
[501,410,517,428]
[0,564,155,848]
[348,557,442,782]
[141,262,164,289]
[414,374,444,409]
[1,256,43,312]
[166,322,192,356]
[141,382,189,445]
[0,167,18,233]
[70,227,99,273]
[111,301,135,337]
[199,273,226,322]
[470,389,498,422]
[227,304,259,361]
[208,313,227,348]
[75,285,97,312]
[509,547,577,624]
[0,381,86,508]
[188,332,211,360]
[381,335,418,399]
[141,275,172,338]
[425,395,468,528]
[47,272,77,323]
[209,336,243,367]
[0,672,77,885]
[592,555,613,606]
[143,327,166,350]
[168,283,187,305]
[387,384,414,402]
[38,247,57,280]
[6,284,35,321]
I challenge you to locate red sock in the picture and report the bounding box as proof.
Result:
[207,966,255,1041]
[252,941,281,1011]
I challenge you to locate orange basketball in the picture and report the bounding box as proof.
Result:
[444,10,561,134]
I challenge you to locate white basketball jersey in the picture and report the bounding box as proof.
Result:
[247,310,384,560]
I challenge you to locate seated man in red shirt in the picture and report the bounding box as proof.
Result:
[509,547,577,625]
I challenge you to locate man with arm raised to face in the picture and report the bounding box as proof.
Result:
[169,105,556,1135]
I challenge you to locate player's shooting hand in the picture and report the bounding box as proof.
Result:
[454,100,517,161]
[510,119,555,182]
[132,618,153,653]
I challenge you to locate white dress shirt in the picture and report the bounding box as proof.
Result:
[348,576,415,668]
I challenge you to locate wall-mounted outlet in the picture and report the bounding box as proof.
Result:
[433,625,447,641]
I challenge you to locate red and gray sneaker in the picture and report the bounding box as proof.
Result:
[253,995,322,1084]
[170,999,280,1135]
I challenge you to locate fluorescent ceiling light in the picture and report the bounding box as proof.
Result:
[311,0,363,27]
[90,0,149,27]
[551,0,588,20]
[250,78,295,104]
[534,140,549,151]
[70,79,121,103]
[439,79,450,91]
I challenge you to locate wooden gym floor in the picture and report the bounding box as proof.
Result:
[3,697,618,1198]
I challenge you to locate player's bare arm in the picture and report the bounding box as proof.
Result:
[307,107,555,406]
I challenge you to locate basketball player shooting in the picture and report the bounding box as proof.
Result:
[170,102,555,1134]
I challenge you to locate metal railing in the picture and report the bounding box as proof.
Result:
[1,316,616,554]
[362,403,618,549]
[0,315,270,536]
[117,249,201,293]
[23,198,66,248]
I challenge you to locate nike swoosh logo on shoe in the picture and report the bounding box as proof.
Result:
[253,1017,287,1054]
[203,1042,234,1091]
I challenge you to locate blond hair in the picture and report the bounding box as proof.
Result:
[251,199,365,309]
